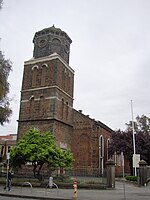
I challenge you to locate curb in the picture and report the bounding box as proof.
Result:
[0,192,73,200]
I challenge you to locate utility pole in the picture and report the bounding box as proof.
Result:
[131,100,136,176]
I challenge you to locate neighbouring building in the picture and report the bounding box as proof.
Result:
[0,134,17,172]
[17,25,115,176]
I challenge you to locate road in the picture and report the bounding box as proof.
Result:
[0,197,32,200]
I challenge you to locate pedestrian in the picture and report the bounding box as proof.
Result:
[4,170,12,191]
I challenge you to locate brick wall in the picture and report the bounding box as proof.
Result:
[72,109,112,170]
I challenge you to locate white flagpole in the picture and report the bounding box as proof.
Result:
[131,100,136,176]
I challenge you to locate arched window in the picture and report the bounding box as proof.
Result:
[107,138,110,160]
[62,69,67,90]
[62,69,65,89]
[51,38,61,54]
[99,135,104,158]
[32,65,39,87]
[66,102,69,120]
[61,98,64,119]
[0,145,5,156]
[29,96,34,118]
[117,154,121,166]
[41,64,48,86]
[7,146,11,153]
[52,38,61,45]
[99,135,104,175]
[39,96,44,117]
[67,72,71,92]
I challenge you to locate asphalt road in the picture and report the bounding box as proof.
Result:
[0,197,32,200]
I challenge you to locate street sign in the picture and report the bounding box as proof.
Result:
[121,152,124,167]
[7,153,10,160]
[133,154,140,168]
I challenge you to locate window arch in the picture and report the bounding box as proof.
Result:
[29,95,35,100]
[42,63,48,68]
[32,65,39,70]
[52,38,61,45]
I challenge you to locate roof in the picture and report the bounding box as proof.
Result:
[0,134,17,141]
[33,25,72,43]
[73,108,114,133]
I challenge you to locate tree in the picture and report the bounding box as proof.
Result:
[109,115,150,175]
[109,130,134,174]
[0,1,12,125]
[125,115,150,134]
[10,128,74,180]
[0,51,12,125]
[0,0,3,9]
[135,130,150,165]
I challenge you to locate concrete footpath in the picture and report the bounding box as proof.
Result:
[0,181,150,200]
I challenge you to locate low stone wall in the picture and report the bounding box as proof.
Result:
[147,166,150,179]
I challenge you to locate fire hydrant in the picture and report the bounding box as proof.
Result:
[73,181,77,198]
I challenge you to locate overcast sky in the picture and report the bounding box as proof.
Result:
[0,0,150,135]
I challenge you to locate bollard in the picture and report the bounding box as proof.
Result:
[73,181,77,198]
[45,177,59,196]
[49,177,53,188]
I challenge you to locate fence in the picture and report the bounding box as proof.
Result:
[65,167,102,177]
[0,166,106,181]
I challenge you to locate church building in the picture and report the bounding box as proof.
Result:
[17,26,113,175]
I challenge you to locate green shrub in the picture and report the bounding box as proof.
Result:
[126,176,137,182]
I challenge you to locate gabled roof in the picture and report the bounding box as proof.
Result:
[73,108,113,133]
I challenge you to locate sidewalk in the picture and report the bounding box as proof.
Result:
[0,181,150,200]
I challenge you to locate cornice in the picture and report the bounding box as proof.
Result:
[24,52,74,74]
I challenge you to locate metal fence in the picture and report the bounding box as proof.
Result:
[0,167,107,187]
[65,167,101,177]
[0,166,106,182]
[9,166,104,178]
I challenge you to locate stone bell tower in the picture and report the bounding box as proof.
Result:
[17,26,74,149]
[33,25,71,63]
